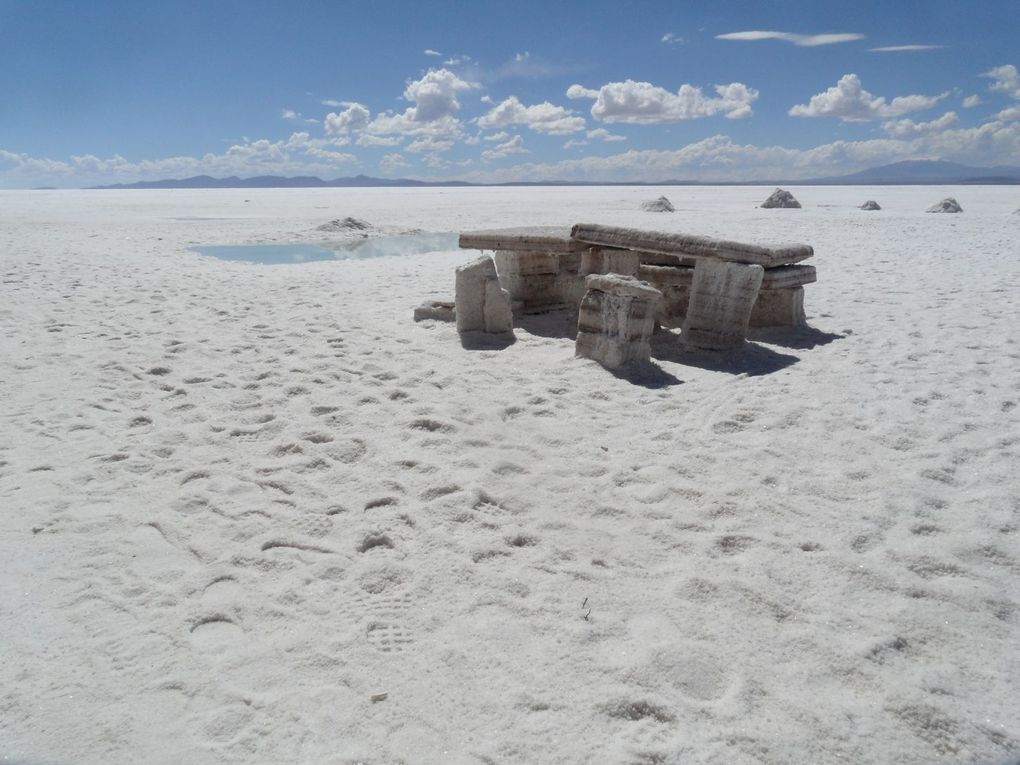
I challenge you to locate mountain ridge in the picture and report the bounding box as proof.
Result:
[87,160,1020,190]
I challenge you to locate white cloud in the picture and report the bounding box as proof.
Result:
[492,51,572,81]
[324,103,371,133]
[483,131,510,142]
[716,30,864,47]
[661,33,683,45]
[406,135,458,154]
[568,79,758,123]
[424,49,441,57]
[477,96,587,134]
[302,146,357,164]
[868,44,945,52]
[563,138,587,149]
[481,135,528,160]
[480,95,494,105]
[587,128,626,142]
[7,112,1020,189]
[356,134,403,147]
[282,109,318,125]
[364,69,477,144]
[983,64,1020,100]
[379,153,410,173]
[339,69,478,157]
[789,74,947,121]
[566,84,599,100]
[882,111,959,138]
[460,119,1020,183]
[403,68,477,122]
[963,94,982,108]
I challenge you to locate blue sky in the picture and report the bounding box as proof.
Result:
[2,0,1019,187]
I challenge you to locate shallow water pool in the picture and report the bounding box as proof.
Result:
[192,231,458,264]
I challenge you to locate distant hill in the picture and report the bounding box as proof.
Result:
[90,174,472,190]
[810,160,1020,185]
[87,160,1020,189]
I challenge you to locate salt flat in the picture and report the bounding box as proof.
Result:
[1,186,1018,764]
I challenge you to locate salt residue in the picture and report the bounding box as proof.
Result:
[2,186,1018,764]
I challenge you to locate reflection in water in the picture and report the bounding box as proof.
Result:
[193,232,458,264]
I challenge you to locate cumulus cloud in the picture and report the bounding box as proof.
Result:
[963,94,982,108]
[363,69,477,149]
[356,134,403,147]
[481,135,528,160]
[716,30,864,46]
[661,33,683,45]
[567,79,758,122]
[868,44,945,52]
[406,135,458,154]
[983,64,1020,100]
[282,109,318,125]
[587,128,626,142]
[324,103,371,134]
[460,118,1020,184]
[482,131,510,142]
[566,84,599,100]
[882,111,959,138]
[379,153,411,173]
[492,52,573,81]
[424,49,441,57]
[789,74,947,121]
[563,139,587,149]
[7,111,1020,188]
[403,68,477,122]
[477,96,586,134]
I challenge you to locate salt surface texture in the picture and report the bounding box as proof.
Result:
[1,186,1018,764]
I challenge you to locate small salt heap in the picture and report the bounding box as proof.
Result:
[640,196,675,212]
[760,188,801,209]
[926,198,963,213]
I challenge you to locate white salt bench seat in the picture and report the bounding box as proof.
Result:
[571,224,815,347]
[457,223,818,353]
[458,226,589,312]
[639,263,816,328]
[569,223,814,268]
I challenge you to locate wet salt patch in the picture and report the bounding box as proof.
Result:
[192,232,458,264]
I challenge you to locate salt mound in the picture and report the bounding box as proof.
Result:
[926,198,963,213]
[640,196,675,213]
[860,200,881,211]
[760,188,801,209]
[317,216,373,232]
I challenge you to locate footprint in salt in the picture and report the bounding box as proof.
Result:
[349,562,416,654]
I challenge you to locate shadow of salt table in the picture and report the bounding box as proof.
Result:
[454,224,817,369]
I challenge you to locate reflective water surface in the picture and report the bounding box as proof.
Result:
[193,232,458,264]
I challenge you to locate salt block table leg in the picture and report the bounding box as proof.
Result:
[455,255,513,336]
[575,276,661,369]
[750,286,805,327]
[681,261,764,350]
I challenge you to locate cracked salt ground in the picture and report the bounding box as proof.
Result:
[2,186,1019,764]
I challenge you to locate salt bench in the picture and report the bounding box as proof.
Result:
[572,224,815,349]
[458,227,588,313]
[459,225,816,331]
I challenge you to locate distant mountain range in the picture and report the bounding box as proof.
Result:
[88,160,1020,190]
